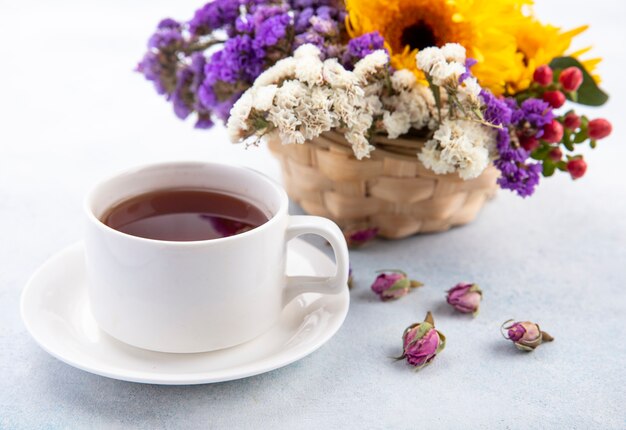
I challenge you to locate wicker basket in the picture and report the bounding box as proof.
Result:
[268,130,499,239]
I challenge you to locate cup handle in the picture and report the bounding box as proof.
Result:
[283,215,350,304]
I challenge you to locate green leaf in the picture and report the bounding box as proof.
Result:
[531,144,551,160]
[573,131,588,144]
[563,130,573,147]
[590,139,597,149]
[549,57,609,106]
[543,161,556,177]
[557,161,568,172]
[562,131,574,151]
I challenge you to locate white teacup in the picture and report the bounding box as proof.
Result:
[84,162,349,353]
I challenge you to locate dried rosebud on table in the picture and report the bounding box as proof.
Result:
[501,320,554,351]
[371,270,423,301]
[397,312,446,370]
[344,226,378,248]
[446,282,483,316]
[347,267,354,289]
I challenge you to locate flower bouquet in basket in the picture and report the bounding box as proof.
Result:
[138,0,612,240]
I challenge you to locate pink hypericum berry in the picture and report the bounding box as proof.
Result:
[542,90,566,108]
[548,147,563,161]
[587,118,612,140]
[542,120,564,143]
[563,113,581,130]
[519,135,539,152]
[566,158,587,180]
[559,66,584,92]
[533,65,553,86]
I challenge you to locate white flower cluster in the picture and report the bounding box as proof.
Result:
[228,44,378,159]
[379,70,434,138]
[415,43,496,179]
[416,43,484,111]
[418,119,496,180]
[228,42,497,179]
[227,44,435,159]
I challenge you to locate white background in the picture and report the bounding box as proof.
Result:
[1,1,625,428]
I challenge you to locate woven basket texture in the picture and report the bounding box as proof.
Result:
[268,130,498,239]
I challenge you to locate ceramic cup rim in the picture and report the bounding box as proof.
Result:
[83,161,289,247]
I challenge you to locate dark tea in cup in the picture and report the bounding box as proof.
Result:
[101,189,269,241]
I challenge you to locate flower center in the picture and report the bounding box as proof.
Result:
[401,21,438,50]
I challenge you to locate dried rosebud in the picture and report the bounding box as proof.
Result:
[533,65,553,86]
[542,120,564,143]
[371,270,423,301]
[344,226,378,248]
[559,66,583,92]
[566,158,587,180]
[347,267,354,289]
[563,113,581,130]
[588,118,612,140]
[542,90,566,108]
[446,283,482,315]
[501,320,554,351]
[398,312,446,370]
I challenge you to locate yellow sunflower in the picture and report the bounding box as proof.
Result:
[345,0,599,95]
[508,19,600,93]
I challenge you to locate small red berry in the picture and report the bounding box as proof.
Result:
[533,65,553,86]
[566,158,587,180]
[519,135,539,152]
[548,147,563,161]
[563,113,581,130]
[542,120,564,143]
[587,118,612,140]
[559,67,584,92]
[543,90,566,108]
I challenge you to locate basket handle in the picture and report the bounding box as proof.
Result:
[283,215,349,304]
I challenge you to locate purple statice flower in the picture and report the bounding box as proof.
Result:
[171,67,194,119]
[189,0,241,35]
[139,0,347,129]
[481,89,512,127]
[206,34,264,83]
[136,51,179,96]
[235,14,255,34]
[157,18,181,30]
[251,4,289,24]
[292,1,344,58]
[148,20,183,50]
[505,98,524,124]
[291,0,343,9]
[342,31,385,68]
[459,58,477,83]
[187,53,214,129]
[170,52,213,126]
[480,89,512,149]
[293,31,326,51]
[495,153,542,198]
[254,12,291,48]
[197,32,266,121]
[294,7,315,32]
[137,52,166,95]
[519,98,553,138]
[480,90,543,197]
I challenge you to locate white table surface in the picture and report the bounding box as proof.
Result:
[1,1,625,428]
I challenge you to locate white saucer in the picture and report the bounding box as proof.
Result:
[21,239,349,385]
